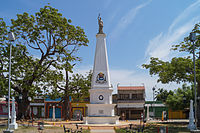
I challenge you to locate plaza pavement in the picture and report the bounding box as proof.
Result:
[90,129,115,133]
[0,119,190,132]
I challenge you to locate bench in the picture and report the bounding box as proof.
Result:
[63,124,82,133]
[63,125,71,133]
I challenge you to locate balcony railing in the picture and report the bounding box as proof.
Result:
[117,99,145,103]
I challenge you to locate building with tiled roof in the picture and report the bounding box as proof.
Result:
[118,86,145,91]
[116,85,145,120]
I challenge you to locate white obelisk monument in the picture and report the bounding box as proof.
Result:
[83,15,119,124]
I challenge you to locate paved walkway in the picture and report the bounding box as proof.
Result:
[90,129,115,133]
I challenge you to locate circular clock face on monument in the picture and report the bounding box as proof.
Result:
[99,95,104,100]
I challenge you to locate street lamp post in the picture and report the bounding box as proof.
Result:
[152,87,155,102]
[189,32,197,129]
[4,32,15,133]
[152,87,156,119]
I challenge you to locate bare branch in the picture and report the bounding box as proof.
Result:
[38,38,48,49]
[69,44,78,55]
[0,59,3,70]
[57,84,65,91]
[35,40,44,56]
[37,60,56,78]
[27,43,40,50]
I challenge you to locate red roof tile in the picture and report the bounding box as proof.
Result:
[118,86,145,90]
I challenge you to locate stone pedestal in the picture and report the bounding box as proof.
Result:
[188,100,196,130]
[83,116,119,124]
[10,97,18,130]
[9,123,18,130]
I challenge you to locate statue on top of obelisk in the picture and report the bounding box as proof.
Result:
[98,14,104,34]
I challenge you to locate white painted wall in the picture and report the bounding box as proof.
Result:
[87,104,115,117]
[89,89,113,104]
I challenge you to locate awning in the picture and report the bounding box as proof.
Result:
[30,103,44,106]
[117,103,144,108]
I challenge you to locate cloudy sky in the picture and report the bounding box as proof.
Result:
[1,0,200,100]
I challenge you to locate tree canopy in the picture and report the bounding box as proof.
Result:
[142,24,200,125]
[0,5,89,118]
[155,88,174,103]
[142,24,200,94]
[166,84,193,110]
[154,84,193,110]
[69,71,92,102]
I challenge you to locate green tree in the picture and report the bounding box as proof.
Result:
[142,24,200,124]
[0,5,89,119]
[0,18,9,97]
[166,84,193,110]
[68,71,91,101]
[155,88,174,103]
[48,70,92,119]
[69,71,92,102]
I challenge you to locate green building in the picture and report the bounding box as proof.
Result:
[145,101,168,119]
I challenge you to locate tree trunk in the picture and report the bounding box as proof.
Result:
[63,69,71,120]
[17,92,30,120]
[63,95,70,120]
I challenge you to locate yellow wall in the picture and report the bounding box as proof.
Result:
[71,102,88,116]
[168,110,186,119]
[71,102,88,108]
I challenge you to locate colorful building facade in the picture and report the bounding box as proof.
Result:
[145,101,188,120]
[44,97,64,119]
[116,86,145,120]
[0,99,18,118]
[168,109,187,119]
[30,97,45,118]
[71,102,89,120]
[145,101,168,119]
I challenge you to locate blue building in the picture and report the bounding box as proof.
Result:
[44,97,64,119]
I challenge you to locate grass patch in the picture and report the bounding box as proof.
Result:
[144,123,190,133]
[0,125,7,131]
[116,123,190,133]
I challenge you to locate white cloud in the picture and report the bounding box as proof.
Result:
[169,0,200,34]
[110,0,151,42]
[146,18,199,61]
[145,1,200,62]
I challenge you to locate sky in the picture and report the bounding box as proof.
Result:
[1,0,200,100]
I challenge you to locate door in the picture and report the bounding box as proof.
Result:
[55,107,61,118]
[126,110,129,120]
[49,107,61,118]
[38,107,41,117]
[49,108,53,118]
[73,110,82,120]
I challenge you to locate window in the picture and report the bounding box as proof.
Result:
[131,110,142,114]
[132,94,137,100]
[119,94,129,100]
[132,94,144,100]
[2,105,7,113]
[137,94,144,100]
